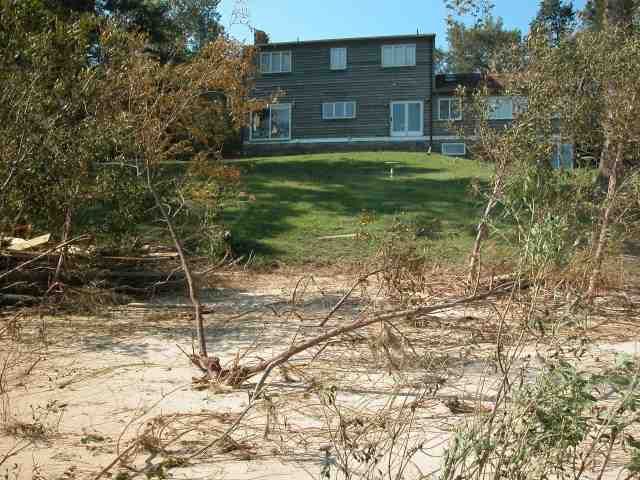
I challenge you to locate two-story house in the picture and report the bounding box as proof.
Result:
[243,31,573,167]
[243,31,438,155]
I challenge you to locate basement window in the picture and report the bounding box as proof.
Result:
[442,143,466,156]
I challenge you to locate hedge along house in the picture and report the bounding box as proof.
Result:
[243,31,437,155]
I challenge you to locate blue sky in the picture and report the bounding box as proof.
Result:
[219,0,588,49]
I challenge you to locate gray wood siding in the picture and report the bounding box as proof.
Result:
[251,37,434,141]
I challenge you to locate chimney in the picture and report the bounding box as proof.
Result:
[254,29,269,45]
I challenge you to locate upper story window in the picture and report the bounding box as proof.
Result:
[330,47,347,70]
[260,51,292,74]
[381,44,416,67]
[322,101,356,120]
[439,97,462,121]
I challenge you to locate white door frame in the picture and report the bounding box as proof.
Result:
[390,101,424,137]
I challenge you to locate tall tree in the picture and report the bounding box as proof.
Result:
[582,0,639,29]
[445,15,522,72]
[531,0,576,44]
[169,0,223,52]
[98,0,177,45]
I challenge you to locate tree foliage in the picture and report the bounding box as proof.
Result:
[168,0,223,52]
[531,0,576,44]
[581,0,640,29]
[444,14,522,73]
[0,0,256,250]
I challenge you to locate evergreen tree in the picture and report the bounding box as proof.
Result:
[530,0,576,44]
[169,0,223,52]
[582,0,639,29]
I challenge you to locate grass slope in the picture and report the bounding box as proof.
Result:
[225,152,491,265]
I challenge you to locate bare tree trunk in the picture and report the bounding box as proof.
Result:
[587,142,622,299]
[145,168,207,358]
[468,178,501,287]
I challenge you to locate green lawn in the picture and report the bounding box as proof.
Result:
[225,152,492,265]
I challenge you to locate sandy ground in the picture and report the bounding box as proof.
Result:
[1,269,639,480]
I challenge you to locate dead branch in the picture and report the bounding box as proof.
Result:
[206,280,524,387]
[0,294,39,306]
[0,441,32,469]
[145,166,207,357]
[92,441,139,480]
[0,235,90,283]
[319,268,386,327]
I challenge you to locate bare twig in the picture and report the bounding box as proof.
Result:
[145,166,207,357]
[319,268,385,327]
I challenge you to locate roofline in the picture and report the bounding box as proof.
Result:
[255,33,436,48]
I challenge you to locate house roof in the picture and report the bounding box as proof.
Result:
[435,73,505,94]
[255,33,436,48]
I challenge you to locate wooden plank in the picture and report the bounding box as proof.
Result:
[6,234,51,251]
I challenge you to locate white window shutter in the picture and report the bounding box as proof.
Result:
[282,51,291,72]
[345,102,355,118]
[260,53,270,73]
[406,45,416,65]
[322,103,333,119]
[382,46,393,66]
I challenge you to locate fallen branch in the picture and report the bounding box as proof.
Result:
[0,441,32,469]
[319,268,386,327]
[207,280,523,387]
[0,235,90,283]
[0,294,40,306]
[92,441,138,480]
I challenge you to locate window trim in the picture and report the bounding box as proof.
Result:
[259,51,292,74]
[330,47,347,71]
[381,44,416,68]
[390,100,424,137]
[322,101,357,120]
[249,103,292,142]
[442,142,467,156]
[488,96,514,120]
[552,142,574,169]
[438,97,462,121]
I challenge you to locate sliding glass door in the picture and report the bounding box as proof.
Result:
[390,101,423,137]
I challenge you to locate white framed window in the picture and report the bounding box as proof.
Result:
[322,101,356,120]
[390,101,423,137]
[259,51,292,74]
[488,96,514,120]
[513,96,528,116]
[330,47,347,70]
[552,143,574,169]
[250,104,292,141]
[442,143,466,156]
[438,97,462,121]
[381,44,416,67]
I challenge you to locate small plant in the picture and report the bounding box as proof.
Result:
[440,352,640,480]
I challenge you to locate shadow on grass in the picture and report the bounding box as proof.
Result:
[224,156,487,261]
